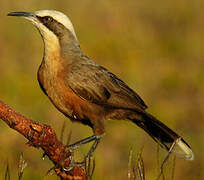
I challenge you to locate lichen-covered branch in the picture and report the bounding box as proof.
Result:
[0,99,86,180]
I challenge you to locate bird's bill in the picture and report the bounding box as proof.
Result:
[8,12,35,18]
[7,11,38,25]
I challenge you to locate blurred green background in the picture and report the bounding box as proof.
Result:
[0,0,203,179]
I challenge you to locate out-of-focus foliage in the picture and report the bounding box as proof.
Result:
[0,0,203,179]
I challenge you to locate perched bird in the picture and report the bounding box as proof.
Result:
[8,10,194,162]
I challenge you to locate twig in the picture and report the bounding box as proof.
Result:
[156,143,160,174]
[137,153,145,180]
[171,155,176,180]
[18,153,27,180]
[156,144,165,180]
[4,162,10,180]
[133,148,145,180]
[128,148,133,180]
[156,140,176,180]
[0,99,86,180]
[60,120,67,142]
[66,130,72,146]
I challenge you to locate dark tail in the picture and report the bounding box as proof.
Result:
[130,112,194,160]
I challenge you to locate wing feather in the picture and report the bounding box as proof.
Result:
[67,60,147,110]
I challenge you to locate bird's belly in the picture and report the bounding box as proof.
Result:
[38,65,78,119]
[45,74,102,124]
[47,82,83,120]
[38,65,105,130]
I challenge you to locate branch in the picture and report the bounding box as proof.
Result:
[0,99,86,180]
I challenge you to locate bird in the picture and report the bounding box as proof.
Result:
[8,10,194,163]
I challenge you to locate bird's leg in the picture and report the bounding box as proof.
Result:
[85,135,102,159]
[74,136,102,167]
[65,135,103,171]
[67,135,96,150]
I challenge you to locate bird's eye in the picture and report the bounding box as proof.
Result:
[44,16,53,22]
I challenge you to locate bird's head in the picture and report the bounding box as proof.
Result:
[8,10,80,58]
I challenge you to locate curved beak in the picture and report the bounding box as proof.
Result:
[8,11,39,25]
[8,12,35,18]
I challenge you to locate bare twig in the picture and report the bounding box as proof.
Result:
[156,144,165,180]
[156,140,176,180]
[137,152,145,180]
[66,130,72,146]
[60,120,67,142]
[18,153,27,180]
[156,143,160,174]
[171,155,176,180]
[132,148,145,180]
[4,162,10,180]
[0,100,86,180]
[128,148,133,180]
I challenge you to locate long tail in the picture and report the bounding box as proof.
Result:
[130,112,194,160]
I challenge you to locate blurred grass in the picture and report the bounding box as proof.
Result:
[0,0,203,179]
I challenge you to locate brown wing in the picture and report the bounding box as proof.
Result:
[66,60,147,111]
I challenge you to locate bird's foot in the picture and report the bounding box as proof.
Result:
[65,134,103,172]
[64,155,86,172]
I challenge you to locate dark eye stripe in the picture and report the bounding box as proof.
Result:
[44,16,53,22]
[37,16,54,24]
[36,15,72,39]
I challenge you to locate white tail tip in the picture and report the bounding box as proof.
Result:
[172,138,194,160]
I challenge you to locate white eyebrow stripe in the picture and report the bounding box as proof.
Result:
[35,10,78,42]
